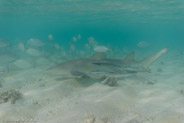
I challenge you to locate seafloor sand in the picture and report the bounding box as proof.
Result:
[0,50,184,123]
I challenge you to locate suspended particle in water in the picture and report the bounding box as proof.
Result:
[72,37,77,42]
[77,34,81,40]
[54,43,60,50]
[88,37,95,44]
[70,44,75,51]
[85,44,90,51]
[88,37,97,47]
[48,34,53,40]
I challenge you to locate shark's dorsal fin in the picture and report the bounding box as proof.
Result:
[139,48,167,70]
[123,52,135,62]
[91,52,106,59]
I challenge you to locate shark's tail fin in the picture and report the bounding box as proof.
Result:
[139,48,167,71]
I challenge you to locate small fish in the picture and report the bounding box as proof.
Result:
[94,46,108,52]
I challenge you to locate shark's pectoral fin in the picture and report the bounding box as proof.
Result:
[139,48,167,70]
[101,76,118,87]
[70,70,90,78]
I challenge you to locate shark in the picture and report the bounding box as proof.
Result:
[48,48,167,78]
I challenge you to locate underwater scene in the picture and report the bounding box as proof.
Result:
[0,0,184,123]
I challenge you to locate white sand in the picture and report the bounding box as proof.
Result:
[0,52,184,123]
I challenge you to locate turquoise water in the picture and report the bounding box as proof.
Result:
[0,0,184,49]
[1,0,184,122]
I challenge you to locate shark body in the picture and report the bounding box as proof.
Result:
[49,48,167,77]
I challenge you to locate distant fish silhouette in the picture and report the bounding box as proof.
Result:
[0,39,10,48]
[137,41,149,48]
[27,38,44,47]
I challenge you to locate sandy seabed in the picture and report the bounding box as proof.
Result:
[0,52,184,123]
